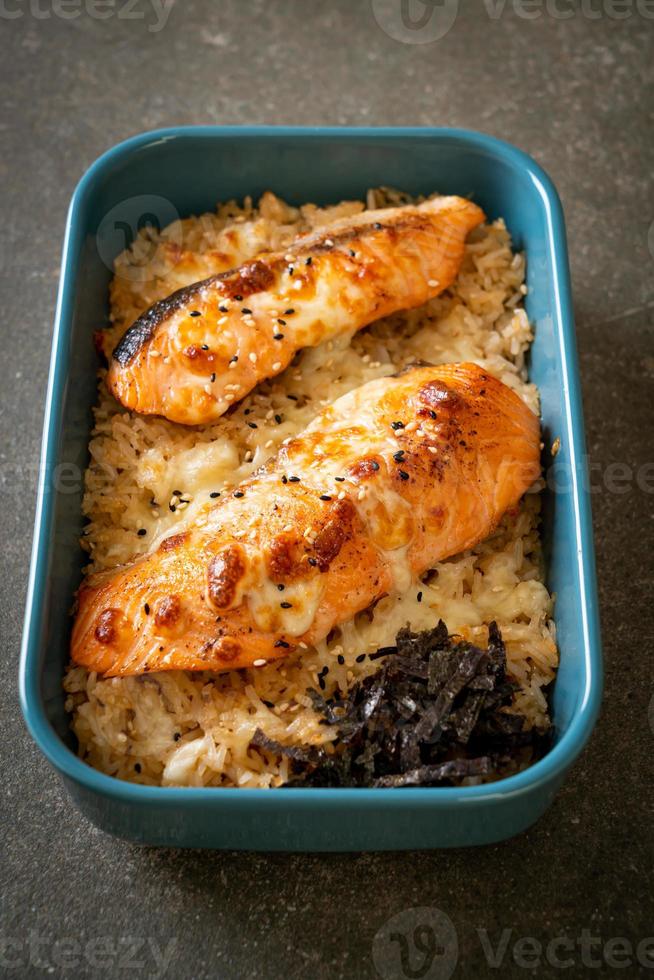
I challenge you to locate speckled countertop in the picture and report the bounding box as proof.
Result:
[1,2,653,978]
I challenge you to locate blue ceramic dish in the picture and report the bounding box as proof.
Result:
[19,127,602,850]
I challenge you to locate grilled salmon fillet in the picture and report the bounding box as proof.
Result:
[71,363,540,677]
[107,197,484,425]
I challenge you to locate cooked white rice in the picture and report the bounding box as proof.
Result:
[64,189,557,788]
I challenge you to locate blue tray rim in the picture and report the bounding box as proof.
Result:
[19,125,603,808]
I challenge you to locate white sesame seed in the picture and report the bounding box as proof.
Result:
[264,439,273,449]
[249,352,257,363]
[224,394,234,402]
[357,489,365,501]
[218,316,228,325]
[405,421,418,432]
[163,356,170,364]
[293,280,302,290]
[228,360,237,370]
[428,278,439,287]
[150,350,161,358]
[428,446,438,455]
[337,490,346,500]
[324,238,334,246]
[204,384,212,394]
[283,524,293,533]
[253,659,267,667]
[272,362,282,371]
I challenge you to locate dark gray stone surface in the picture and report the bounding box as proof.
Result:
[1,2,653,977]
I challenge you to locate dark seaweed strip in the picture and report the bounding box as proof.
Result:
[248,620,552,789]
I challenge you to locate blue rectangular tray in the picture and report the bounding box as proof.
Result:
[19,127,602,850]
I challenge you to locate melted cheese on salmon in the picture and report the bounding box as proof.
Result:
[70,363,541,677]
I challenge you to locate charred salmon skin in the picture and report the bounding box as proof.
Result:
[107,197,484,425]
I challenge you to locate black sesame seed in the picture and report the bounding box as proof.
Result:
[247,421,258,429]
[274,639,290,648]
[430,410,437,419]
[305,256,312,265]
[335,476,345,483]
[391,421,405,430]
[144,603,150,615]
[210,491,220,498]
[318,674,326,690]
[374,222,383,229]
[355,654,366,663]
[370,460,380,471]
[173,732,181,741]
[233,490,244,498]
[230,355,239,363]
[280,601,292,609]
[337,654,345,665]
[274,333,284,340]
[234,294,243,302]
[398,470,410,481]
[417,591,423,603]
[277,584,285,591]
[168,504,176,513]
[277,318,286,326]
[201,344,209,351]
[210,373,216,382]
[308,557,318,567]
[349,248,356,257]
[241,307,252,315]
[274,414,283,424]
[219,304,229,313]
[288,476,300,483]
[319,494,332,501]
[172,489,182,496]
[284,308,295,315]
[393,451,405,462]
[281,475,288,484]
[134,763,142,773]
[287,266,294,275]
[137,528,147,536]
[287,394,298,401]
[189,310,201,317]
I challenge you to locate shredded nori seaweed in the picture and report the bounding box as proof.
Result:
[250,621,552,788]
